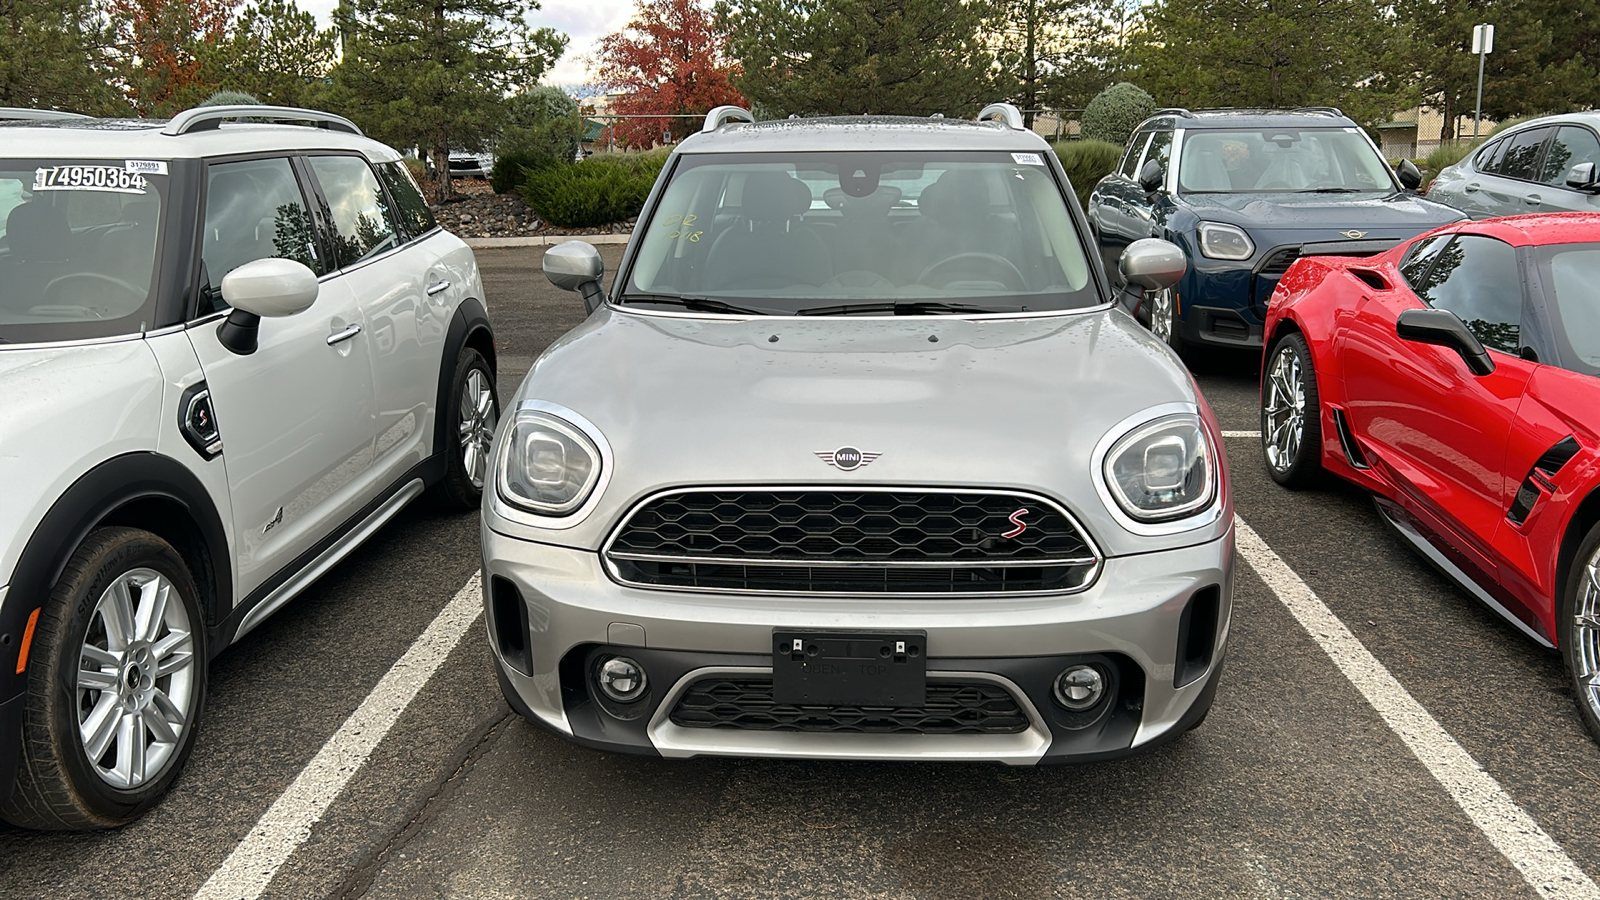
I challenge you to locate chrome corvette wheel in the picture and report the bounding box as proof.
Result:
[459,367,497,490]
[1263,343,1305,473]
[76,568,196,790]
[1574,552,1600,725]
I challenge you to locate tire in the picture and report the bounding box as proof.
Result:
[430,346,500,511]
[1146,286,1189,357]
[1559,523,1600,745]
[1,527,207,830]
[1260,333,1325,489]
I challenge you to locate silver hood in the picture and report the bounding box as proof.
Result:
[486,306,1232,558]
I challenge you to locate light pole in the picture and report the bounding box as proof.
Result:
[1472,23,1494,140]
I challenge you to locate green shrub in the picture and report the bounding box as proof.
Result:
[520,150,670,228]
[490,150,558,195]
[492,86,587,193]
[1423,142,1476,176]
[1053,140,1124,210]
[1081,83,1156,146]
[199,90,260,107]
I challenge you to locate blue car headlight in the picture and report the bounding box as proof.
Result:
[1197,222,1255,260]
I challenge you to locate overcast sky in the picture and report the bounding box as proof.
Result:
[300,0,634,86]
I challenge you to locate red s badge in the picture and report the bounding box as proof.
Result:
[1003,508,1029,539]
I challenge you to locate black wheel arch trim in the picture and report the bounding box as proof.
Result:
[434,297,496,461]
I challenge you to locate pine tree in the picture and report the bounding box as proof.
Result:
[0,0,125,114]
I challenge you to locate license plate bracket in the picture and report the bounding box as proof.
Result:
[772,631,926,706]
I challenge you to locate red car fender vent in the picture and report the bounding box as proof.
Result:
[1534,435,1581,477]
[1347,267,1390,291]
[1508,437,1582,526]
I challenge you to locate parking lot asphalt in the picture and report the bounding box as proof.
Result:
[2,246,1597,899]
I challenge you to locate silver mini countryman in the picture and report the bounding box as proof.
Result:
[482,104,1233,764]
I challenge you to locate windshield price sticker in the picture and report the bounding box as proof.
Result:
[125,159,168,176]
[33,165,150,194]
[1011,152,1045,166]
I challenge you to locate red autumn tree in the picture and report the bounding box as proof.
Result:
[594,0,746,149]
[108,0,239,115]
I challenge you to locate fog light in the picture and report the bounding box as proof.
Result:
[1053,665,1105,711]
[597,656,647,702]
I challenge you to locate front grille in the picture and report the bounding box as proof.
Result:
[1258,240,1400,277]
[605,488,1098,595]
[670,678,1029,734]
[1259,247,1302,276]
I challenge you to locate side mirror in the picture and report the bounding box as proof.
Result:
[1396,307,1494,376]
[1137,158,1164,193]
[544,240,605,314]
[1566,161,1600,193]
[217,257,319,355]
[1119,238,1186,292]
[1395,159,1423,191]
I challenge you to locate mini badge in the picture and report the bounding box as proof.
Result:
[815,446,881,471]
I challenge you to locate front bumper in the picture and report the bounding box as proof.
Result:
[483,523,1234,764]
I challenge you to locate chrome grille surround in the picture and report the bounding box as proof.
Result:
[602,486,1102,596]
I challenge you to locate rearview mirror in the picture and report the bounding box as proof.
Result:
[544,240,605,313]
[1566,162,1600,193]
[1396,307,1494,376]
[217,257,319,355]
[1119,238,1186,292]
[1138,158,1164,193]
[1395,159,1423,191]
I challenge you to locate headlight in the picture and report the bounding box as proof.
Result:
[498,409,602,515]
[1197,222,1255,260]
[1103,414,1215,521]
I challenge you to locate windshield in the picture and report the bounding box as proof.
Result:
[1177,128,1395,194]
[1536,243,1600,373]
[0,158,168,344]
[623,151,1098,315]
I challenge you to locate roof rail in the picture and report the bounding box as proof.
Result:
[1153,107,1194,118]
[0,107,93,122]
[703,105,754,133]
[1290,106,1345,118]
[162,105,363,137]
[977,103,1025,130]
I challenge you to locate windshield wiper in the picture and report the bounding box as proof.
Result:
[619,293,771,315]
[1295,187,1368,193]
[794,300,1026,316]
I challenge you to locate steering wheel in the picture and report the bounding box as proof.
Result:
[42,272,146,311]
[916,253,1026,290]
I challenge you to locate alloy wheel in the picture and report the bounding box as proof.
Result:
[1575,552,1600,722]
[1149,288,1175,344]
[76,568,195,790]
[1263,343,1306,473]
[458,368,498,490]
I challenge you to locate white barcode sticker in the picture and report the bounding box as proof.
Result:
[126,159,168,176]
[1012,152,1045,165]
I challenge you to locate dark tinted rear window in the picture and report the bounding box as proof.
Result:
[379,161,437,238]
[1495,127,1553,181]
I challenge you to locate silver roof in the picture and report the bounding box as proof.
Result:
[678,116,1054,154]
[0,120,402,162]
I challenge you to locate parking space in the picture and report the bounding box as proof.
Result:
[2,246,1596,899]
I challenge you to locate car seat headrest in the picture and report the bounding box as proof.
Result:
[742,172,812,222]
[6,201,70,262]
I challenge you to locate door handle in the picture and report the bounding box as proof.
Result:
[326,323,363,346]
[1464,182,1480,193]
[1525,194,1542,206]
[426,280,451,296]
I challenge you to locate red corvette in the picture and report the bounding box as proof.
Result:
[1259,213,1600,743]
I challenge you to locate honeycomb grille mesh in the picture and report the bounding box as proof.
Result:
[605,489,1097,594]
[669,678,1029,734]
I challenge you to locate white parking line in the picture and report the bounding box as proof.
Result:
[1234,516,1599,899]
[1222,430,1261,438]
[194,573,484,900]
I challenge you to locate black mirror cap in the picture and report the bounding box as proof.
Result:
[1138,158,1164,193]
[217,309,261,355]
[1566,161,1600,193]
[1395,307,1495,376]
[1396,159,1423,191]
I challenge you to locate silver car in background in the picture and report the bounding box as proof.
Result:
[1428,112,1600,218]
[482,104,1233,764]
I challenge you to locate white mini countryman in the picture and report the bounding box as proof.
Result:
[0,106,498,828]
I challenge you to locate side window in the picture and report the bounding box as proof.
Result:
[201,157,318,315]
[1497,127,1553,182]
[378,161,437,238]
[1120,131,1152,179]
[1145,130,1174,177]
[1414,235,1522,354]
[308,155,400,269]
[1398,235,1447,289]
[1542,126,1600,186]
[1474,137,1506,174]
